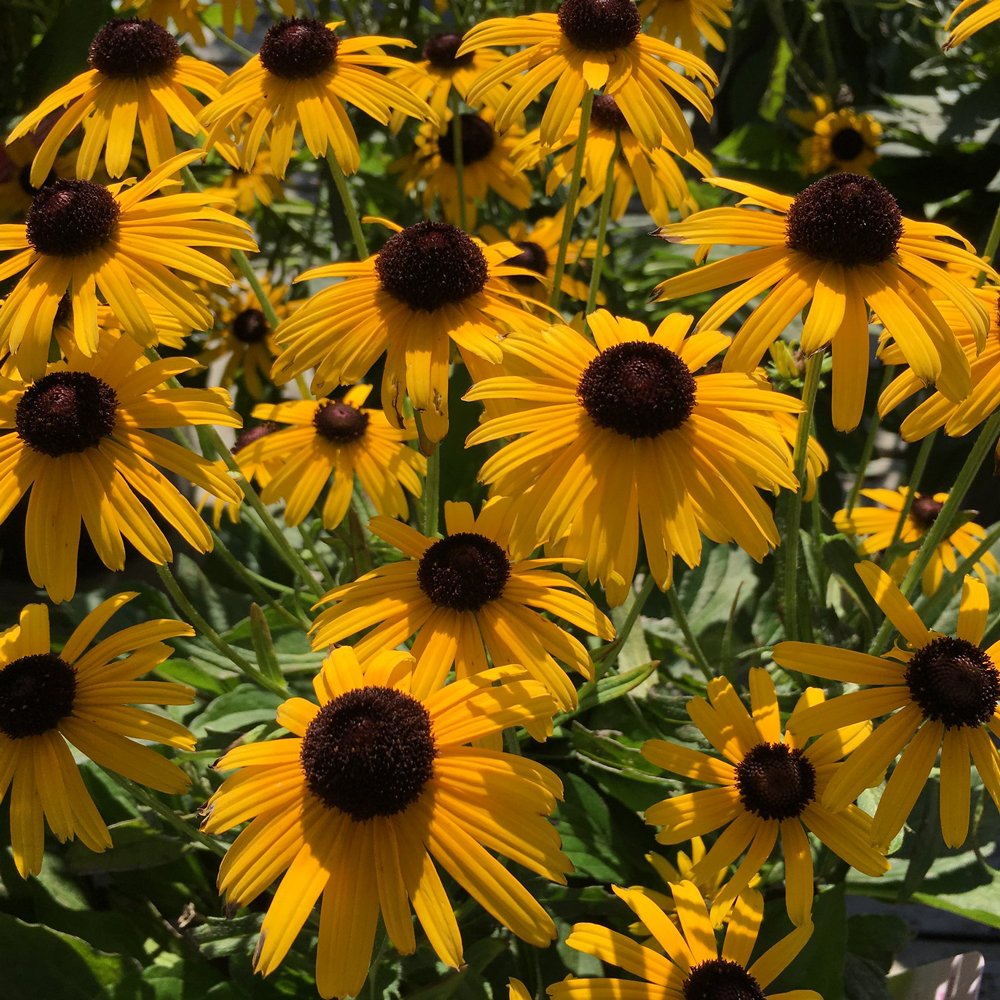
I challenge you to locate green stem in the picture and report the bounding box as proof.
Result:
[325,150,369,259]
[549,89,594,312]
[845,364,895,513]
[977,198,1000,285]
[879,430,936,571]
[198,16,254,59]
[585,130,619,317]
[593,574,656,669]
[667,586,713,682]
[870,410,1000,654]
[230,249,282,330]
[421,435,441,539]
[450,109,468,232]
[779,352,824,641]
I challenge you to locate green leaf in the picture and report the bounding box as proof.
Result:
[249,604,286,691]
[64,820,186,875]
[189,683,283,737]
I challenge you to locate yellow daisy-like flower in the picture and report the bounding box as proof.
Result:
[240,385,426,531]
[217,0,296,38]
[119,0,209,46]
[311,498,613,711]
[788,95,882,176]
[639,0,733,58]
[775,564,1000,850]
[550,881,818,1000]
[7,17,226,186]
[202,149,285,215]
[775,411,827,502]
[944,0,1000,48]
[271,219,545,442]
[0,594,195,877]
[0,135,76,223]
[457,0,716,151]
[652,174,994,431]
[642,669,887,925]
[200,18,435,178]
[0,150,256,380]
[0,333,242,602]
[514,95,712,225]
[203,646,569,1000]
[466,311,801,607]
[394,111,531,229]
[200,420,282,530]
[834,487,999,596]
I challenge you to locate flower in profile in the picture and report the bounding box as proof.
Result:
[652,174,994,431]
[639,0,734,58]
[835,488,998,596]
[944,0,1000,48]
[7,17,226,185]
[0,150,256,379]
[466,311,801,606]
[776,564,1000,849]
[642,669,887,925]
[0,333,242,602]
[203,646,569,999]
[271,220,546,443]
[200,18,435,178]
[550,881,817,1000]
[239,385,426,531]
[394,111,531,228]
[457,0,716,150]
[789,95,882,176]
[311,498,613,712]
[0,594,195,877]
[513,95,712,225]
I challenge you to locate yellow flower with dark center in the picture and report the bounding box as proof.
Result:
[0,150,257,380]
[639,0,734,58]
[310,498,613,712]
[466,311,801,606]
[513,95,712,225]
[271,220,546,442]
[239,385,426,530]
[7,17,226,185]
[0,333,241,602]
[789,96,882,176]
[202,149,285,215]
[0,135,76,223]
[0,595,195,877]
[394,111,532,229]
[642,669,887,925]
[944,0,1000,48]
[203,646,569,1000]
[200,18,435,178]
[834,488,998,596]
[775,564,1000,850]
[550,881,818,1000]
[457,0,716,151]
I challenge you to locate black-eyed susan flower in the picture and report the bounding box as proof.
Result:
[200,18,435,179]
[203,646,569,1000]
[834,488,998,596]
[0,134,75,223]
[119,0,208,45]
[394,111,531,228]
[788,95,882,176]
[466,311,801,607]
[776,565,1000,850]
[458,0,716,151]
[199,421,281,530]
[944,0,1000,48]
[7,18,226,186]
[271,220,546,442]
[239,385,426,531]
[0,150,256,379]
[652,174,994,431]
[0,594,195,877]
[642,669,887,925]
[202,150,285,216]
[0,334,242,602]
[310,498,613,712]
[513,95,711,225]
[775,411,828,502]
[639,0,733,58]
[550,881,818,1000]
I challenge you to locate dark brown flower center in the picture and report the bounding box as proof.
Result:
[683,959,766,1000]
[16,372,118,457]
[259,18,338,79]
[231,308,270,344]
[88,18,180,79]
[0,653,77,739]
[313,400,369,443]
[440,114,495,167]
[830,126,866,162]
[507,241,549,278]
[905,636,1000,729]
[577,341,696,438]
[736,742,816,821]
[591,94,630,132]
[417,533,511,612]
[909,495,943,531]
[423,32,473,69]
[300,686,437,820]
[558,0,641,50]
[232,421,279,453]
[26,179,119,257]
[785,173,902,268]
[375,221,488,312]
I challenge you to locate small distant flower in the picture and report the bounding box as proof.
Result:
[639,0,733,58]
[202,150,285,215]
[789,95,882,176]
[118,0,209,45]
[944,0,1000,49]
[0,595,195,877]
[776,564,1000,849]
